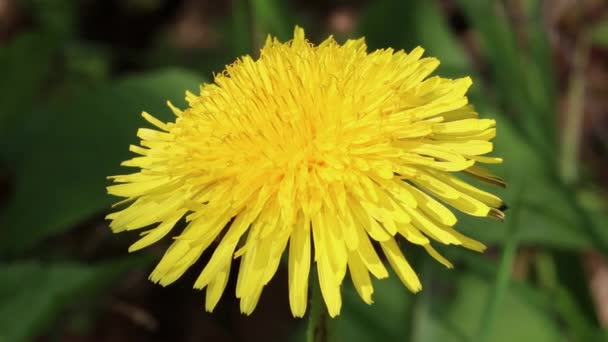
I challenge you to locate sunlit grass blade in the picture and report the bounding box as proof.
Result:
[560,34,590,184]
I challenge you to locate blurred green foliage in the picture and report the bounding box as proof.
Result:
[1,69,203,254]
[0,256,148,342]
[1,0,607,341]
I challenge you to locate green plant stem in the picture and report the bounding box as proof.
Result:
[476,179,525,342]
[560,34,590,184]
[307,272,331,342]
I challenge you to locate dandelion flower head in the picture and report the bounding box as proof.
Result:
[107,27,505,318]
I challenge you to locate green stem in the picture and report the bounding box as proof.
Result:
[307,271,331,342]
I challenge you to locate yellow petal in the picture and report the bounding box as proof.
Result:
[348,252,374,304]
[128,210,185,252]
[432,118,494,135]
[423,244,453,268]
[380,239,422,292]
[194,213,251,289]
[354,224,389,279]
[205,262,231,312]
[403,183,457,226]
[429,170,503,208]
[142,111,169,131]
[288,212,312,317]
[317,256,342,317]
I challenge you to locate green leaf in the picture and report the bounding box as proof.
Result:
[434,274,565,342]
[440,253,603,342]
[409,256,565,342]
[0,257,144,342]
[0,69,205,254]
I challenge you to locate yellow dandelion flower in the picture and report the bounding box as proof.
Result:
[107,26,505,318]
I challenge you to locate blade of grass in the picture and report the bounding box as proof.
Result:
[476,178,525,341]
[525,0,558,127]
[560,33,590,184]
[536,252,599,341]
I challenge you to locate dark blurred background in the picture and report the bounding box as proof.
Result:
[1,0,608,341]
